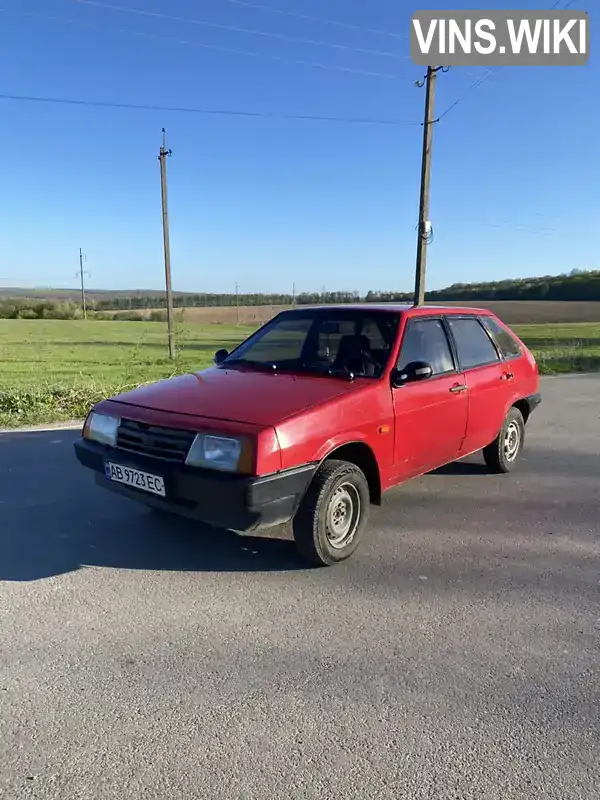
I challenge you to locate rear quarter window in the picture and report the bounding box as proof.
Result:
[481,316,522,359]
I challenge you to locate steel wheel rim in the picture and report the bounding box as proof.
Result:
[504,420,521,461]
[326,482,361,549]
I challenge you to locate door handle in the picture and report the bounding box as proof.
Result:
[449,384,467,393]
[501,371,514,381]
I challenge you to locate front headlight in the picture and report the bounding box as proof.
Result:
[185,433,252,473]
[82,411,120,446]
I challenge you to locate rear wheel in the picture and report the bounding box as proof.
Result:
[483,406,525,473]
[292,459,370,567]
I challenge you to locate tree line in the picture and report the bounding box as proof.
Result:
[0,298,172,322]
[1,270,599,320]
[93,290,362,311]
[91,269,600,309]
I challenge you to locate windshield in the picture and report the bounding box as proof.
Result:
[221,308,401,379]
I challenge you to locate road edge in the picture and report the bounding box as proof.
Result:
[0,420,84,435]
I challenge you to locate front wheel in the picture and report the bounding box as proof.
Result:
[292,459,370,567]
[483,406,525,473]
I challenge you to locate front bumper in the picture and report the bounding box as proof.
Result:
[73,438,317,532]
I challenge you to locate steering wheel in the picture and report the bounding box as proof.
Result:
[340,350,378,376]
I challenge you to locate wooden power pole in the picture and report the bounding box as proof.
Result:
[77,248,91,320]
[158,128,175,360]
[413,66,440,307]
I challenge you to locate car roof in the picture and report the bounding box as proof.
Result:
[280,303,494,317]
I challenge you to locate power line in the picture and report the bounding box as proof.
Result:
[73,0,409,60]
[437,69,494,121]
[0,92,420,126]
[215,0,407,39]
[4,8,405,79]
[480,222,556,237]
[552,0,576,10]
[436,0,577,121]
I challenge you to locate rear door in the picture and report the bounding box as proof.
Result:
[392,316,469,476]
[444,315,510,455]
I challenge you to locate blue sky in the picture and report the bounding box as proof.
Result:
[0,0,597,295]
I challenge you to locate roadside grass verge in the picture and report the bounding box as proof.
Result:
[1,319,599,428]
[513,323,600,374]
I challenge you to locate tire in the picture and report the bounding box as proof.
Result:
[292,459,370,567]
[482,406,525,473]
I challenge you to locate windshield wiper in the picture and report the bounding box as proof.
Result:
[222,359,355,381]
[295,364,355,381]
[220,358,278,372]
[325,367,355,381]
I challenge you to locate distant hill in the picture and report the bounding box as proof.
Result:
[1,269,599,308]
[422,269,600,303]
[0,287,192,302]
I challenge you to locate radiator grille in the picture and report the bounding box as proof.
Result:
[116,419,196,463]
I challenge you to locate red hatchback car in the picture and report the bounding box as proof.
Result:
[74,305,541,566]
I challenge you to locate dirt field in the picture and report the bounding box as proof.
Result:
[125,301,600,327]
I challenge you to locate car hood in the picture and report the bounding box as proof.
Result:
[109,366,365,427]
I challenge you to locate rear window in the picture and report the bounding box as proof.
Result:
[480,316,522,359]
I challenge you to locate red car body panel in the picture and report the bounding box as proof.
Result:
[457,318,540,456]
[274,380,397,485]
[392,369,469,477]
[104,368,364,427]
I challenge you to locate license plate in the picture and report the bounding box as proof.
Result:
[105,462,166,497]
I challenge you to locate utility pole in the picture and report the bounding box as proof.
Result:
[76,248,91,320]
[292,282,296,307]
[413,66,444,307]
[235,282,239,324]
[158,128,175,360]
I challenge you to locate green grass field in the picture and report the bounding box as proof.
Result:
[0,319,253,387]
[1,318,599,428]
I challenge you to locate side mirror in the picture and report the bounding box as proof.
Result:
[391,360,433,387]
[213,348,229,365]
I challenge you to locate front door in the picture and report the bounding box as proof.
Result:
[392,317,469,477]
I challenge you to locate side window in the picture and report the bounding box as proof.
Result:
[397,318,455,376]
[447,317,500,370]
[480,316,522,359]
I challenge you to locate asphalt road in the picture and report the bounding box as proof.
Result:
[1,374,599,800]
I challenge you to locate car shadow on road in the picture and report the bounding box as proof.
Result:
[0,508,305,582]
[0,430,307,581]
[429,454,490,476]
